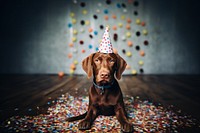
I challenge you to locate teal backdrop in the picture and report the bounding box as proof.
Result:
[0,0,200,74]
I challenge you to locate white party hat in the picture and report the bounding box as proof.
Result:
[98,26,114,53]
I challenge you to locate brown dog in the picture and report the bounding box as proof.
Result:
[66,52,134,132]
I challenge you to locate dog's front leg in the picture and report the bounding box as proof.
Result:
[78,105,97,130]
[115,103,134,133]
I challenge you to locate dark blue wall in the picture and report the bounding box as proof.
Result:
[0,0,200,74]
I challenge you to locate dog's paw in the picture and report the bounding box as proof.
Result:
[121,122,134,133]
[78,120,91,130]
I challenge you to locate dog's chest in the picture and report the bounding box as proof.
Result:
[94,94,117,107]
[93,96,116,115]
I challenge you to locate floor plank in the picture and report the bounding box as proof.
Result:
[0,74,200,126]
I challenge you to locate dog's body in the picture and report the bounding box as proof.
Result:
[66,52,133,132]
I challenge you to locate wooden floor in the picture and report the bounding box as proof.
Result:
[0,74,200,126]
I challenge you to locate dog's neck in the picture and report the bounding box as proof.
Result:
[93,80,114,95]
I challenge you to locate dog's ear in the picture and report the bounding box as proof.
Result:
[82,53,95,79]
[115,54,127,80]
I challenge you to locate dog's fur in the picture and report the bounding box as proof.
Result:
[66,52,134,132]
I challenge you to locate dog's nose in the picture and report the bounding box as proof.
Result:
[100,71,110,79]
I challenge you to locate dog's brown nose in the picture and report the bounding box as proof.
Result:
[100,71,110,79]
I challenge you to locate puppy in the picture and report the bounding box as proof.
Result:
[66,52,134,133]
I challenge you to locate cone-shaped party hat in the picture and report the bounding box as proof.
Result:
[98,26,114,53]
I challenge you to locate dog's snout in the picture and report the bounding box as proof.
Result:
[100,71,110,79]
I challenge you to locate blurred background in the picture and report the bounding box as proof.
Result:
[0,0,200,75]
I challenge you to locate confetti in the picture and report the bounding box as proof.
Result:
[118,23,123,28]
[135,45,140,51]
[2,94,199,132]
[141,21,146,26]
[144,40,149,45]
[126,51,132,57]
[72,18,77,24]
[112,25,117,30]
[68,53,73,58]
[113,33,118,41]
[72,37,77,42]
[140,50,145,56]
[89,34,93,38]
[73,60,78,65]
[104,15,109,20]
[106,0,111,5]
[69,43,74,47]
[94,31,98,35]
[82,9,88,15]
[121,15,125,20]
[126,32,131,38]
[66,0,154,75]
[58,71,64,77]
[68,23,72,28]
[127,18,132,23]
[133,1,139,7]
[142,29,148,35]
[73,29,78,35]
[93,15,98,19]
[123,9,127,13]
[85,20,90,25]
[104,9,109,14]
[126,64,131,69]
[140,68,144,73]
[122,49,126,54]
[70,64,76,70]
[126,24,131,30]
[131,69,137,75]
[136,31,141,37]
[127,41,133,47]
[70,12,75,17]
[138,60,144,66]
[69,69,75,74]
[81,49,86,53]
[80,2,86,7]
[80,28,85,33]
[80,20,85,25]
[112,14,117,19]
[96,9,100,13]
[79,40,84,45]
[88,28,93,33]
[116,3,121,8]
[88,44,93,49]
[100,25,104,29]
[136,18,141,25]
[121,3,126,8]
[122,36,126,41]
[134,10,138,15]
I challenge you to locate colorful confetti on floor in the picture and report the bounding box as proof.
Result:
[1,93,200,132]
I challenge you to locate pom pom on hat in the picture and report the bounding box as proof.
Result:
[98,26,114,53]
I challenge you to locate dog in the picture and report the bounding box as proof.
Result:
[66,52,134,133]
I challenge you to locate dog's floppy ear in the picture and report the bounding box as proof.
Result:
[115,54,127,80]
[82,53,95,79]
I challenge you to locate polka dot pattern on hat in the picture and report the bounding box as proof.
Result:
[98,26,114,53]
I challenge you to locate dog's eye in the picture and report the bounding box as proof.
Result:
[95,59,99,62]
[109,59,115,63]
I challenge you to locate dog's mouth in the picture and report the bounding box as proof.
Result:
[96,78,113,85]
[99,80,109,84]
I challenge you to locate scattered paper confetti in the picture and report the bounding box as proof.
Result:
[2,94,199,132]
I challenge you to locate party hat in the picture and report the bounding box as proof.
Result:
[98,26,114,53]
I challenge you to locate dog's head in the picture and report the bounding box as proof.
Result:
[82,52,127,84]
